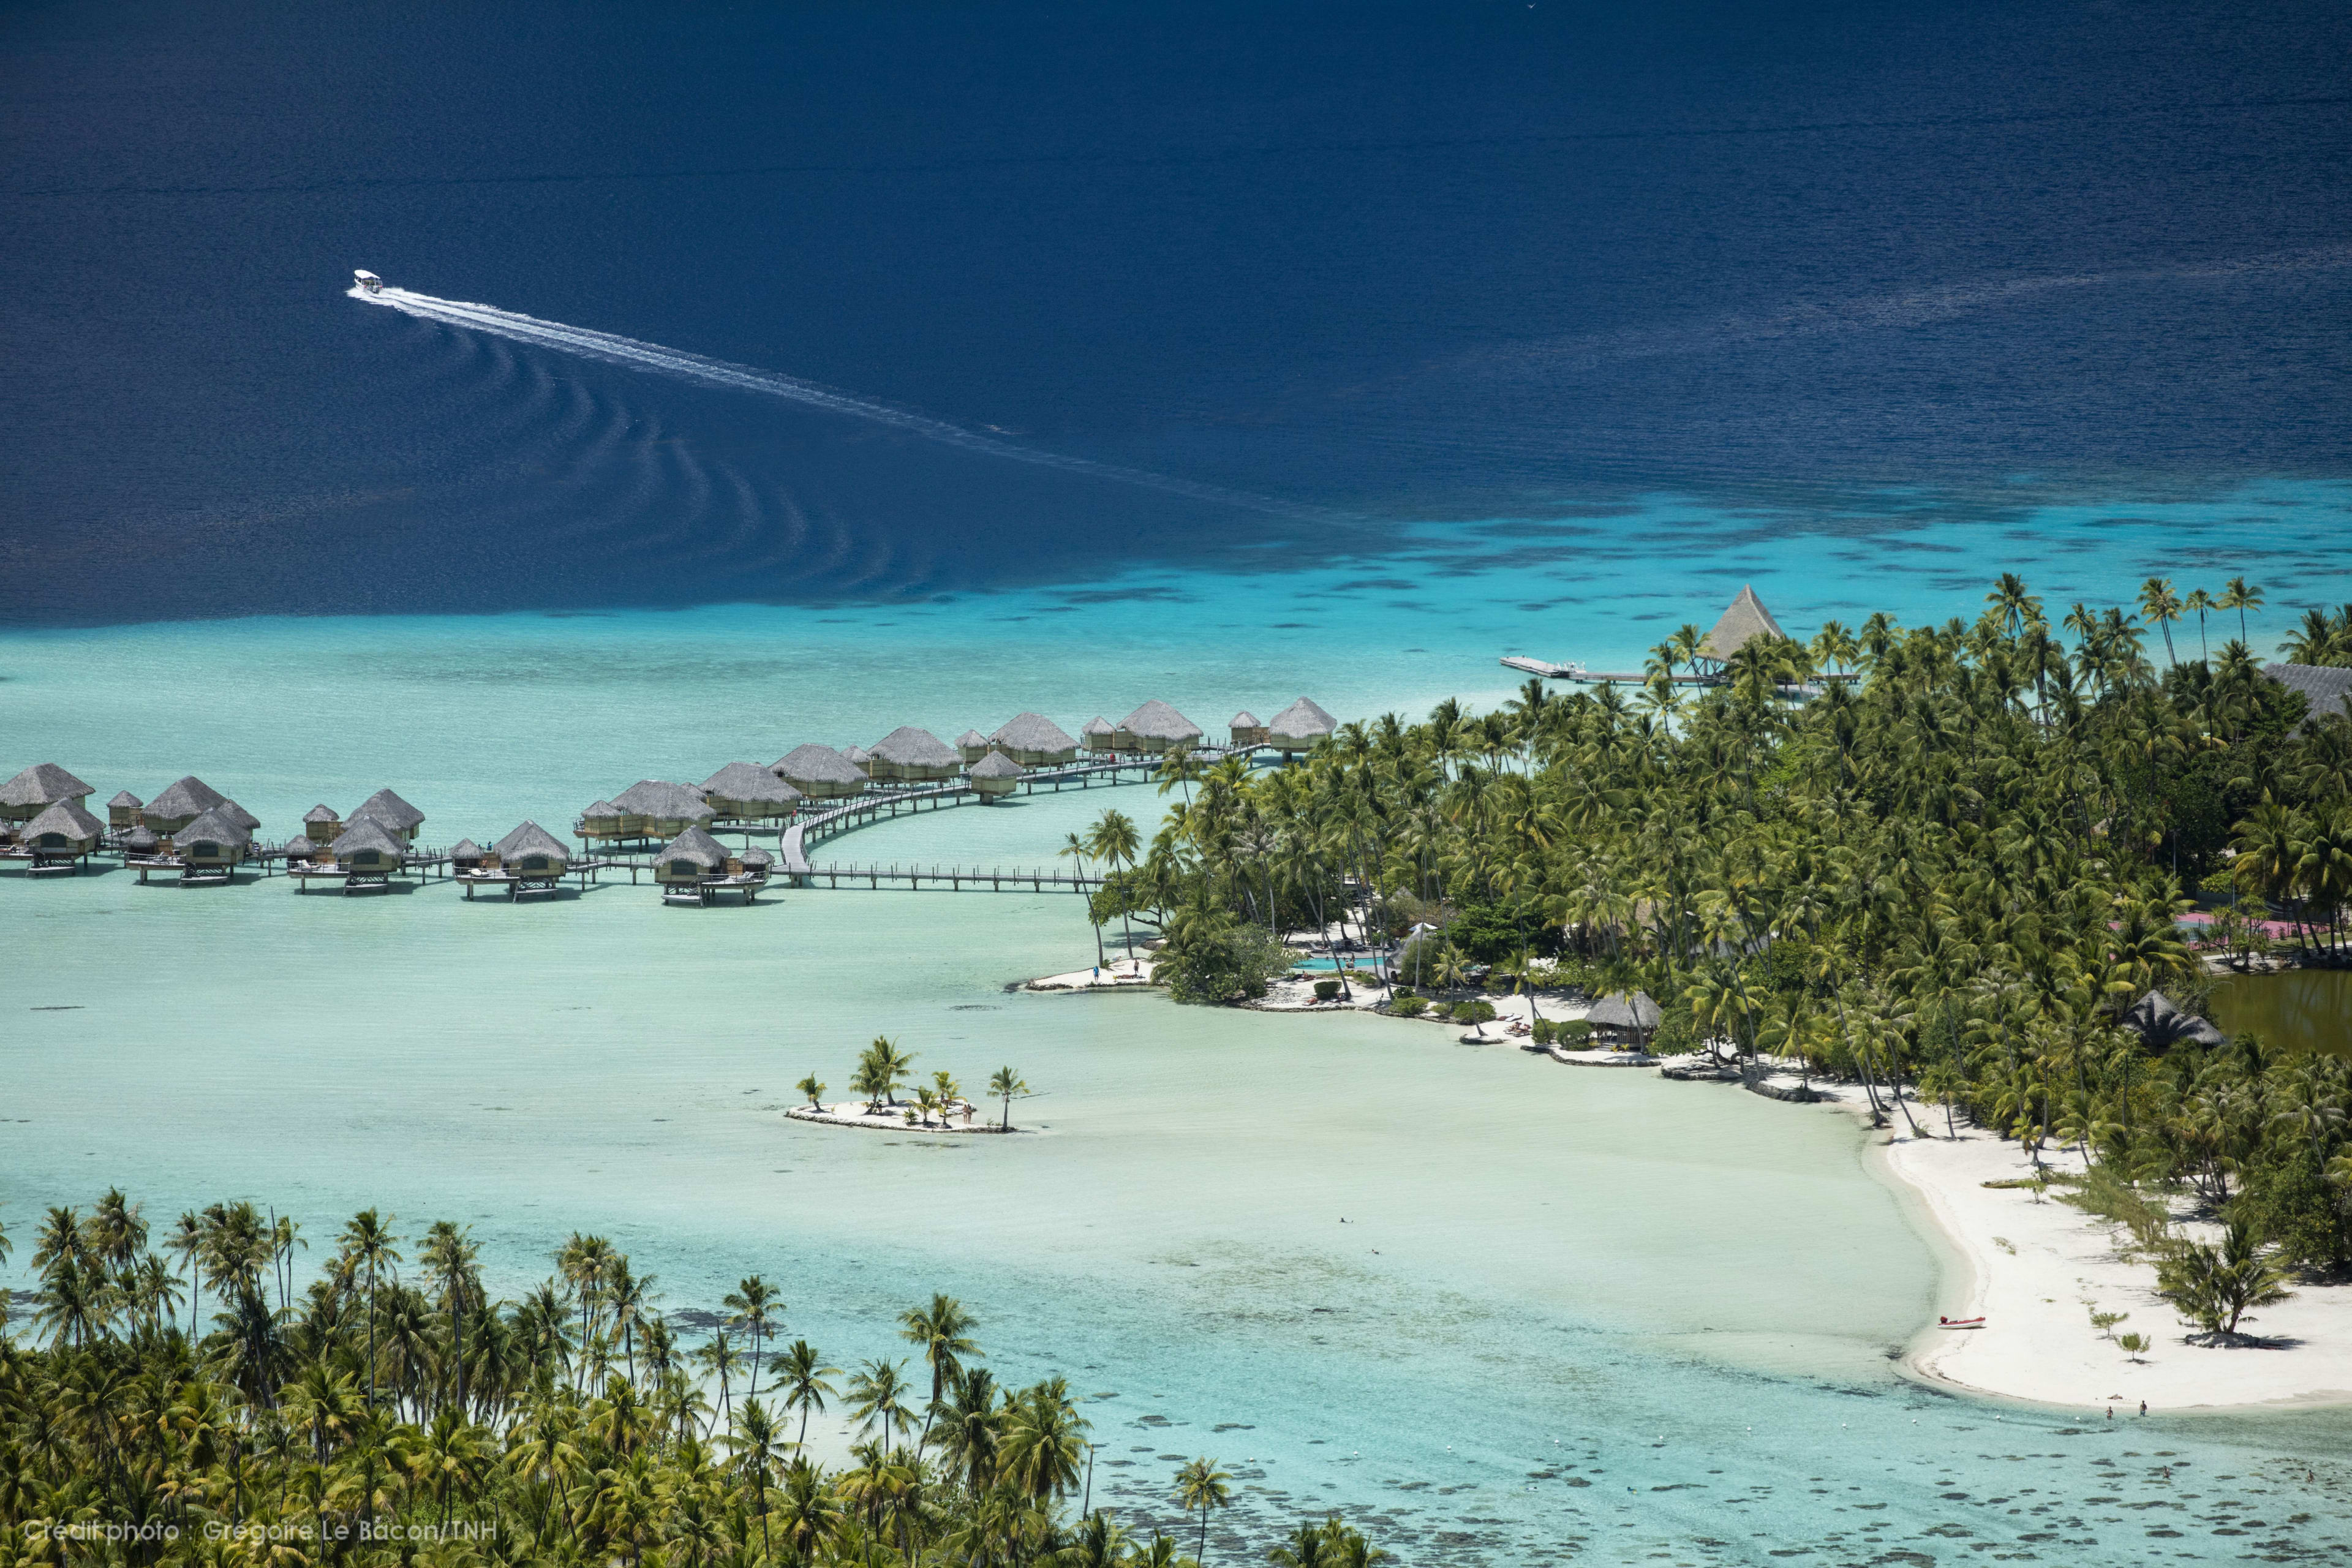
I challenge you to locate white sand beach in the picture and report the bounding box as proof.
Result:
[785,1100,1012,1134]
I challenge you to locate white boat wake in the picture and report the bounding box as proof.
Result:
[349,284,1341,522]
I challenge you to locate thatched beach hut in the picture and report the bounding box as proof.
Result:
[1229,711,1267,749]
[175,806,252,873]
[990,713,1079,767]
[107,791,144,829]
[1587,990,1662,1049]
[1114,700,1203,755]
[655,825,729,887]
[578,801,625,843]
[303,805,342,844]
[868,726,962,784]
[610,780,715,839]
[0,763,94,824]
[701,762,804,824]
[772,744,869,800]
[1694,586,1788,673]
[956,729,992,764]
[968,750,1025,800]
[842,744,875,777]
[448,839,485,871]
[22,800,103,868]
[1266,696,1337,757]
[142,777,230,836]
[1080,716,1117,756]
[328,816,405,876]
[351,788,426,844]
[492,821,571,878]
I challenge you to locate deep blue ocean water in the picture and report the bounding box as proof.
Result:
[4,0,2350,623]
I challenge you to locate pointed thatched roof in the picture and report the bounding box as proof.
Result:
[0,763,94,809]
[611,780,714,820]
[1267,697,1337,748]
[1119,700,1202,742]
[352,788,425,832]
[993,712,1079,753]
[494,821,570,862]
[450,839,483,861]
[108,790,143,811]
[969,751,1025,780]
[658,825,729,871]
[122,826,160,854]
[956,729,989,749]
[1231,710,1261,729]
[1081,715,1114,736]
[2123,990,2226,1049]
[773,744,867,788]
[870,726,961,768]
[701,761,804,805]
[581,799,621,823]
[221,800,260,831]
[284,835,319,858]
[178,805,252,848]
[739,846,775,871]
[146,776,228,822]
[328,816,404,859]
[1586,990,1662,1031]
[24,799,102,842]
[303,804,341,825]
[842,744,873,766]
[1698,586,1787,663]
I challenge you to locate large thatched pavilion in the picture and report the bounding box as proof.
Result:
[990,713,1079,766]
[701,762,804,825]
[1692,586,1789,674]
[1113,700,1202,755]
[1587,991,1662,1049]
[868,726,962,783]
[773,744,869,800]
[1265,697,1336,756]
[610,780,715,839]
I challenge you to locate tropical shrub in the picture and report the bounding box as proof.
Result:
[1314,978,1342,1001]
[1156,908,1294,1004]
[2157,1220,2294,1340]
[1451,1000,1497,1025]
[1389,995,1430,1017]
[1531,1017,1558,1046]
[1558,1019,1594,1045]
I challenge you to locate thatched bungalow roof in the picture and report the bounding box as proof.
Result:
[580,801,623,833]
[956,728,991,761]
[2123,990,2226,1049]
[1697,586,1787,664]
[328,816,404,860]
[992,712,1079,764]
[739,846,775,872]
[284,835,320,859]
[303,804,341,825]
[0,763,94,816]
[1117,700,1202,745]
[221,801,261,831]
[143,776,228,827]
[658,825,729,872]
[108,791,143,811]
[1229,710,1264,742]
[969,750,1024,780]
[494,821,571,864]
[701,762,804,816]
[870,726,960,769]
[1081,716,1114,736]
[841,744,873,773]
[2264,663,2352,733]
[611,780,714,823]
[772,744,869,795]
[178,806,252,850]
[352,788,426,834]
[1267,697,1337,751]
[1587,991,1663,1031]
[24,799,102,846]
[450,838,484,864]
[121,826,160,854]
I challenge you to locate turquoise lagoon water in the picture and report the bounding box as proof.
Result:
[7,515,2352,1564]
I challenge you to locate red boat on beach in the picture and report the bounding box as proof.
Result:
[1937,1316,1986,1329]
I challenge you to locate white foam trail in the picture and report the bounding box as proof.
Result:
[350,285,1341,523]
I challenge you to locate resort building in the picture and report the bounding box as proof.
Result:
[842,744,875,777]
[1229,711,1267,748]
[990,712,1080,766]
[1265,696,1337,756]
[956,728,992,764]
[351,788,426,844]
[142,777,234,836]
[1080,715,1117,756]
[2264,663,2352,732]
[967,750,1025,799]
[578,801,625,844]
[609,780,715,839]
[174,806,252,873]
[655,824,730,887]
[0,763,94,825]
[1114,699,1203,755]
[120,826,162,859]
[448,839,485,870]
[303,804,342,843]
[491,821,571,879]
[1692,586,1788,675]
[107,791,143,829]
[327,816,406,878]
[701,761,803,824]
[772,744,869,799]
[867,726,962,783]
[283,834,323,865]
[21,799,104,870]
[1587,990,1662,1049]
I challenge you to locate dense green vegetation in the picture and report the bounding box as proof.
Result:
[0,1198,1381,1567]
[1104,576,2352,1300]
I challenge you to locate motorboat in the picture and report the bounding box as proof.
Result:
[353,269,383,294]
[1937,1316,1986,1330]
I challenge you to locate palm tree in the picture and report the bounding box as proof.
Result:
[2183,587,2215,662]
[2138,578,2183,666]
[1087,808,1144,967]
[989,1066,1028,1132]
[1176,1456,1232,1566]
[2220,576,2264,646]
[418,1220,480,1418]
[729,1396,786,1559]
[775,1338,840,1449]
[846,1359,916,1445]
[338,1209,401,1410]
[723,1275,782,1400]
[898,1294,981,1447]
[1061,831,1107,967]
[1000,1378,1087,1504]
[796,1074,826,1109]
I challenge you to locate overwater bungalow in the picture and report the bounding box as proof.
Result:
[21,800,104,872]
[842,744,875,777]
[107,791,144,829]
[578,800,625,843]
[701,761,804,825]
[351,788,426,844]
[1114,699,1203,755]
[0,763,94,826]
[609,780,715,840]
[990,712,1079,766]
[142,777,230,835]
[968,750,1025,800]
[654,824,740,904]
[175,806,252,880]
[956,729,992,764]
[325,816,405,888]
[303,804,342,844]
[448,839,485,870]
[1229,710,1267,749]
[121,826,162,860]
[1080,715,1116,756]
[1692,586,1787,675]
[462,820,573,899]
[1586,990,1662,1049]
[283,834,325,865]
[1266,696,1337,757]
[772,744,869,800]
[868,726,962,784]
